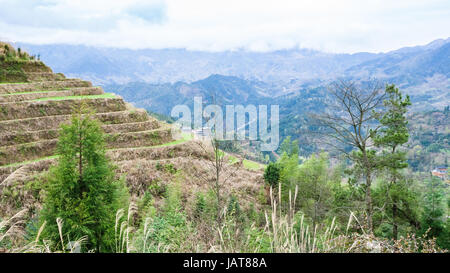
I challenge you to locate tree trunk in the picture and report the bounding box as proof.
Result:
[391,156,398,240]
[79,128,83,180]
[216,167,221,225]
[313,202,317,228]
[96,235,100,253]
[393,199,398,240]
[365,170,373,233]
[215,146,222,226]
[78,124,84,197]
[362,149,373,233]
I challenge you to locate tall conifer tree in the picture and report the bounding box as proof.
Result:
[40,104,127,252]
[374,84,412,239]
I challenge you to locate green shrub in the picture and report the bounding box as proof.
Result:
[135,179,192,252]
[194,192,206,219]
[263,162,280,187]
[227,195,241,218]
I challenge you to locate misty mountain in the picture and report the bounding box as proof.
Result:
[16,43,381,85]
[15,38,449,88]
[346,38,450,86]
[15,37,450,113]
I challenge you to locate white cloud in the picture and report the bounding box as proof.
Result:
[0,0,449,53]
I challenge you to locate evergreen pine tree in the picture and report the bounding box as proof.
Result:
[420,177,448,249]
[40,105,128,252]
[374,84,413,240]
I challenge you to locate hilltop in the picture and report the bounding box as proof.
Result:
[0,44,264,220]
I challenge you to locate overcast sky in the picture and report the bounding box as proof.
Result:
[0,0,449,53]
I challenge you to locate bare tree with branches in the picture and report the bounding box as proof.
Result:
[312,79,386,232]
[195,138,238,226]
[194,92,239,226]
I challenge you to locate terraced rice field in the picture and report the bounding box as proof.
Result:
[0,58,264,218]
[0,64,198,197]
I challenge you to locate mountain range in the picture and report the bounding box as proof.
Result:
[15,38,449,85]
[13,38,450,114]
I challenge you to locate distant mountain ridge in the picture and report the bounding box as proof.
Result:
[346,38,450,86]
[12,43,378,85]
[14,37,450,113]
[106,74,272,115]
[15,38,449,87]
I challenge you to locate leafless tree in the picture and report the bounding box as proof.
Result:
[194,92,238,226]
[195,134,239,226]
[312,79,385,232]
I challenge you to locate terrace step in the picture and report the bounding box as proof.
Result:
[20,62,53,73]
[0,87,104,103]
[0,140,199,184]
[106,127,173,149]
[0,165,21,185]
[0,97,126,121]
[0,109,149,132]
[102,119,160,133]
[0,139,58,166]
[106,141,205,162]
[0,158,55,189]
[0,119,161,146]
[25,72,66,82]
[0,79,92,94]
[0,127,173,166]
[0,129,58,146]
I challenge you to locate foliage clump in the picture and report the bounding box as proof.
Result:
[263,162,280,187]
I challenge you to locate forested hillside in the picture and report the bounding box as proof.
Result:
[407,108,449,171]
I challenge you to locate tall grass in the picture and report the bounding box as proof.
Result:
[2,184,445,253]
[0,211,86,253]
[113,183,445,253]
[0,209,27,247]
